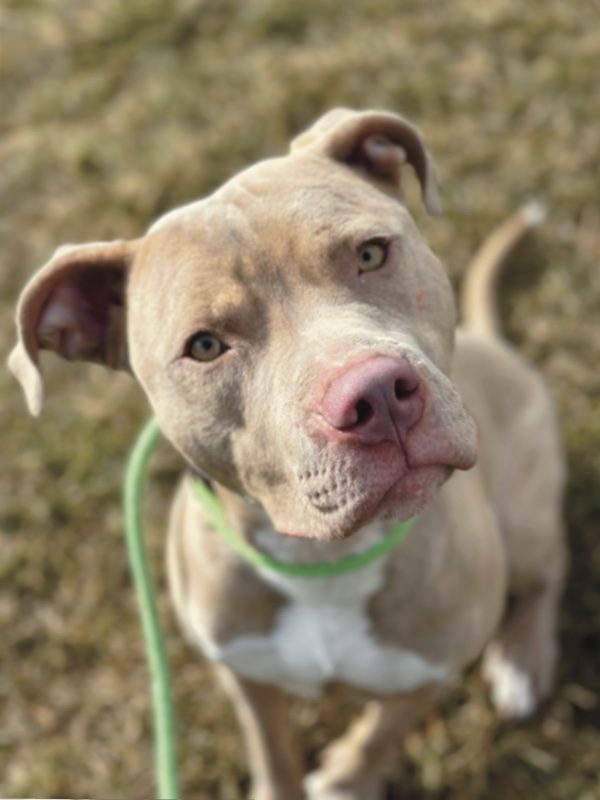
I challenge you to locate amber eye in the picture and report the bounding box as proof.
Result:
[358,241,387,273]
[186,331,228,362]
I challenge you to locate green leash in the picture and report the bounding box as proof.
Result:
[123,417,418,798]
[124,416,179,800]
[192,478,417,578]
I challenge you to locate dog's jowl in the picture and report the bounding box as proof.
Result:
[10,109,566,800]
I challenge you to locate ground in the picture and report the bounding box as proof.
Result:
[0,1,598,798]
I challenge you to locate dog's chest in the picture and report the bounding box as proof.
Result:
[196,548,449,699]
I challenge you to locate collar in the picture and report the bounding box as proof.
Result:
[192,477,417,578]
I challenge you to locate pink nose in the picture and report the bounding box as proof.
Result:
[317,356,423,445]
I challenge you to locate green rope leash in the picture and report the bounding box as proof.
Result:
[124,416,179,800]
[123,416,418,798]
[192,478,417,578]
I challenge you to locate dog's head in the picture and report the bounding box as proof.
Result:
[10,109,476,540]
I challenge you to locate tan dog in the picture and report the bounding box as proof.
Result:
[10,110,566,800]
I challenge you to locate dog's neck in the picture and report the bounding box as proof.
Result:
[209,480,406,603]
[212,481,399,565]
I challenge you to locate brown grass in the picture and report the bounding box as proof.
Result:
[1,1,598,798]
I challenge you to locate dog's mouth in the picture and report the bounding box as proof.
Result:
[234,350,477,541]
[269,444,452,540]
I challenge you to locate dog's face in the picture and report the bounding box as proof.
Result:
[10,110,476,540]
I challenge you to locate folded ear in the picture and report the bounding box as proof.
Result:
[290,108,441,216]
[8,239,137,416]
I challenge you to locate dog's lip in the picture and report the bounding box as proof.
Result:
[275,527,315,539]
[276,464,406,540]
[275,461,451,541]
[274,485,396,540]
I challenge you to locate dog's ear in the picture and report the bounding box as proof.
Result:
[8,239,137,415]
[290,108,441,216]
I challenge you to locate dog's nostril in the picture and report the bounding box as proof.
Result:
[355,399,374,425]
[395,378,416,400]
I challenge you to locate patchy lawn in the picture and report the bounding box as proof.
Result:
[1,1,598,798]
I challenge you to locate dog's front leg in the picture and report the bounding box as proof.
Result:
[215,665,304,800]
[305,684,439,800]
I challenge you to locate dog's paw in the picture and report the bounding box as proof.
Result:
[304,770,350,800]
[482,644,537,719]
[304,770,380,800]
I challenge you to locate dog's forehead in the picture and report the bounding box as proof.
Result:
[149,155,406,251]
[132,155,413,346]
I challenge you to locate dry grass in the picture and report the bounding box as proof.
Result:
[1,1,598,798]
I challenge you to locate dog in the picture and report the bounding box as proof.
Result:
[10,109,566,800]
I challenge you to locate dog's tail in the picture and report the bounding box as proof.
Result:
[460,201,546,338]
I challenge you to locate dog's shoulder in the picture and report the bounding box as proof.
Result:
[453,329,555,431]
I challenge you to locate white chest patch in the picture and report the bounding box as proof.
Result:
[188,530,449,698]
[215,599,448,698]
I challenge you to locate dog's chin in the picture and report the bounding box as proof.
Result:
[271,464,452,541]
[377,464,452,523]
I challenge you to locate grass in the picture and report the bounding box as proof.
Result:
[1,1,598,798]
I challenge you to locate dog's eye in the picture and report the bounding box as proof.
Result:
[358,241,387,273]
[185,331,229,362]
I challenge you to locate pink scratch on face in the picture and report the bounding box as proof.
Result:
[416,290,425,318]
